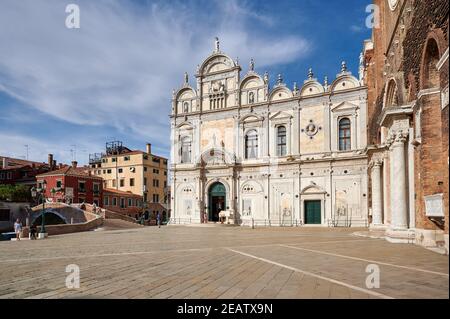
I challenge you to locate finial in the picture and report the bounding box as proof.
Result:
[324,76,329,89]
[184,72,189,85]
[263,71,269,84]
[293,82,298,92]
[235,57,239,65]
[341,61,347,73]
[249,58,255,71]
[214,37,220,52]
[172,88,176,97]
[308,68,314,80]
[277,73,283,85]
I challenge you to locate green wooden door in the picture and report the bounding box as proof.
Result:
[305,200,321,224]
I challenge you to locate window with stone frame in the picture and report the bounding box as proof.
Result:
[248,91,255,104]
[276,125,287,156]
[339,118,351,151]
[245,130,258,159]
[180,136,192,163]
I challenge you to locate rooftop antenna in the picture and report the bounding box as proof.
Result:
[24,145,29,160]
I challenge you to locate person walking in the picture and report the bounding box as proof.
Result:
[156,212,161,228]
[14,219,22,241]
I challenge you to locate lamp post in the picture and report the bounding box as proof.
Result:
[31,180,48,238]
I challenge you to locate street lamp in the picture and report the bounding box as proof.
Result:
[31,180,48,238]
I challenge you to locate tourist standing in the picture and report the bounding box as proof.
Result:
[30,223,37,240]
[14,219,22,241]
[156,212,161,228]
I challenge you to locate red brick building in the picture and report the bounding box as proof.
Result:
[363,0,448,252]
[36,161,103,206]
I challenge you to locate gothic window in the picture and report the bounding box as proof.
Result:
[180,136,192,163]
[385,79,398,107]
[245,130,258,159]
[248,91,255,104]
[339,118,351,151]
[276,126,287,156]
[183,102,189,113]
[422,39,440,89]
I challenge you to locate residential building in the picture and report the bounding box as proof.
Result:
[89,141,168,207]
[363,0,448,252]
[170,38,369,226]
[103,188,143,217]
[36,161,103,206]
[0,154,57,186]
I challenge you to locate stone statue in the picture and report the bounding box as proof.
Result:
[184,72,188,85]
[308,68,313,80]
[249,58,254,71]
[215,37,220,52]
[277,73,283,85]
[263,71,269,84]
[341,61,347,73]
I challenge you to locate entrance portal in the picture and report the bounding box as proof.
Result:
[208,182,226,222]
[304,200,321,224]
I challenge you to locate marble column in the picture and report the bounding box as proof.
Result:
[371,160,383,226]
[389,130,409,230]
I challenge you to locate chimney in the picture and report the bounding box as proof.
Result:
[53,160,56,169]
[48,154,54,169]
[72,161,78,168]
[1,157,6,169]
[146,143,152,155]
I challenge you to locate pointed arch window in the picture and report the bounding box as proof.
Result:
[248,91,255,104]
[183,102,189,113]
[245,130,258,159]
[276,126,287,156]
[339,118,351,151]
[180,136,192,163]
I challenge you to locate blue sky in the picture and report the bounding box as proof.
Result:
[0,0,371,165]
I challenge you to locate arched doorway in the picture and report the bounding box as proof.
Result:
[208,182,226,222]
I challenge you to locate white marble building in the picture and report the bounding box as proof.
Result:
[169,39,369,227]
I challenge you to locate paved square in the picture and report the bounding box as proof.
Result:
[0,225,448,299]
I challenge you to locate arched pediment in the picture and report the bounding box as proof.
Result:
[199,53,236,75]
[240,73,264,90]
[198,148,236,166]
[330,75,359,92]
[300,81,325,97]
[269,86,293,102]
[241,181,264,194]
[176,121,194,130]
[239,113,264,124]
[175,87,196,101]
[300,184,326,194]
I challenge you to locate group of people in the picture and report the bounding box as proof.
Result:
[14,219,38,241]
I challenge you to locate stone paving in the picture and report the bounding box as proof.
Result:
[0,225,448,299]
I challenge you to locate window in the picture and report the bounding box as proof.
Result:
[153,179,159,187]
[112,180,116,188]
[144,177,147,186]
[120,179,125,187]
[164,181,167,188]
[112,157,116,162]
[56,180,62,188]
[339,118,351,151]
[118,168,123,173]
[180,137,192,163]
[144,167,147,172]
[164,171,167,176]
[276,126,287,156]
[124,156,130,161]
[153,194,159,203]
[78,197,85,203]
[93,183,100,195]
[102,158,107,163]
[104,196,109,206]
[245,130,258,159]
[112,197,117,206]
[248,91,255,104]
[153,169,159,174]
[78,181,86,192]
[183,102,189,113]
[152,157,160,163]
[143,154,148,160]
[107,169,112,174]
[120,198,125,208]
[130,178,135,187]
[128,198,133,207]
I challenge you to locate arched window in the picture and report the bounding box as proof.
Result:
[276,126,287,156]
[248,92,255,104]
[245,130,258,159]
[422,39,440,89]
[339,118,351,151]
[183,102,189,113]
[385,79,398,108]
[180,136,192,163]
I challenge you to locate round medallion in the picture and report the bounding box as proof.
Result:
[305,123,318,137]
[388,0,398,11]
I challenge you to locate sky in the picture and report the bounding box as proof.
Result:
[0,0,371,165]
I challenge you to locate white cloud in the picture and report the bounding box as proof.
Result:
[0,0,311,158]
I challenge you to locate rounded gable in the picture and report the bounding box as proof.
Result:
[330,75,360,92]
